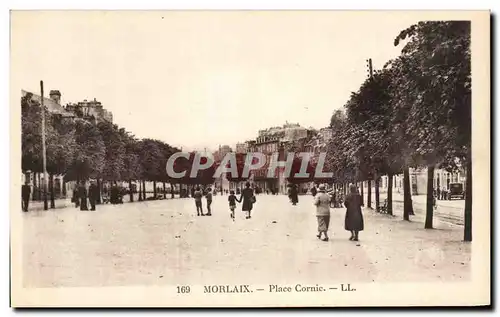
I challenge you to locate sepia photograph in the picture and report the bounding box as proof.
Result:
[10,10,490,307]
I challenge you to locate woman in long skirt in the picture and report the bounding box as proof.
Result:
[344,184,364,241]
[314,185,331,241]
[240,182,255,219]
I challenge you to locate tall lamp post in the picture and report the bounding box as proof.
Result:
[40,80,49,210]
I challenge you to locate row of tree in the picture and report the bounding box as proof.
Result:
[324,21,471,241]
[21,93,221,206]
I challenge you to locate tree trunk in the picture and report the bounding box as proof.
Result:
[138,181,143,201]
[163,181,166,199]
[153,181,157,198]
[62,178,67,197]
[367,180,372,209]
[464,154,472,242]
[96,179,102,204]
[425,165,435,229]
[49,173,55,209]
[360,181,364,206]
[143,180,146,200]
[32,172,37,201]
[38,172,42,200]
[403,167,414,221]
[387,173,393,215]
[170,182,175,198]
[375,175,380,212]
[129,180,134,202]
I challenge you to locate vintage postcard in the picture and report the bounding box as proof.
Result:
[10,10,490,307]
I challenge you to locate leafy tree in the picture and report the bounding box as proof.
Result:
[66,120,106,181]
[394,21,471,235]
[97,122,126,182]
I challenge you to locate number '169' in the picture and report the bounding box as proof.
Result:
[177,286,191,293]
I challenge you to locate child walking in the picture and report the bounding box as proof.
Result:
[228,190,240,221]
[193,186,204,216]
[205,187,213,216]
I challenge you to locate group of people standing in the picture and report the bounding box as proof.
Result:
[72,181,99,211]
[313,184,364,242]
[72,181,123,211]
[193,186,213,216]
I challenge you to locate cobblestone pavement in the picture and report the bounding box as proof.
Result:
[22,194,470,288]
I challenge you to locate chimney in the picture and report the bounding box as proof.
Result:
[49,90,61,105]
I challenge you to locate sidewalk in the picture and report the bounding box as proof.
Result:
[362,191,465,226]
[25,193,182,212]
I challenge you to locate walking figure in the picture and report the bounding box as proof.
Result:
[72,186,80,208]
[193,186,204,216]
[289,184,299,206]
[205,187,213,216]
[228,190,240,221]
[22,179,31,212]
[310,185,317,197]
[344,184,364,241]
[314,184,331,242]
[240,182,255,219]
[88,180,98,211]
[78,181,89,211]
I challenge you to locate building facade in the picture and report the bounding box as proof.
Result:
[21,88,114,201]
[369,167,466,196]
[65,97,113,123]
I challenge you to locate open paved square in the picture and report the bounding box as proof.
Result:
[22,194,471,288]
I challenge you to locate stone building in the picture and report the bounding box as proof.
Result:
[21,89,115,201]
[65,97,113,123]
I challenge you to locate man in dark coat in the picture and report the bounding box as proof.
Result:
[290,184,299,205]
[110,182,119,204]
[22,180,31,212]
[88,181,99,211]
[78,181,89,211]
[310,185,318,197]
[72,186,80,208]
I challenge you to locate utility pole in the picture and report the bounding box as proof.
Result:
[40,80,48,210]
[366,58,373,78]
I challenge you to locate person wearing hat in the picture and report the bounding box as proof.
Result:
[313,184,331,241]
[344,184,364,241]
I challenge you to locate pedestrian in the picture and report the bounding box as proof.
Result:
[22,179,31,212]
[437,187,441,200]
[228,190,240,221]
[110,182,119,204]
[191,187,195,198]
[310,185,317,197]
[331,190,337,208]
[193,186,204,216]
[205,187,213,216]
[337,190,343,208]
[314,184,331,241]
[78,181,89,211]
[344,184,364,241]
[240,182,256,219]
[290,184,299,206]
[72,186,80,208]
[88,180,98,211]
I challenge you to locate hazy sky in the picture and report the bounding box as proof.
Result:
[11,11,416,152]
